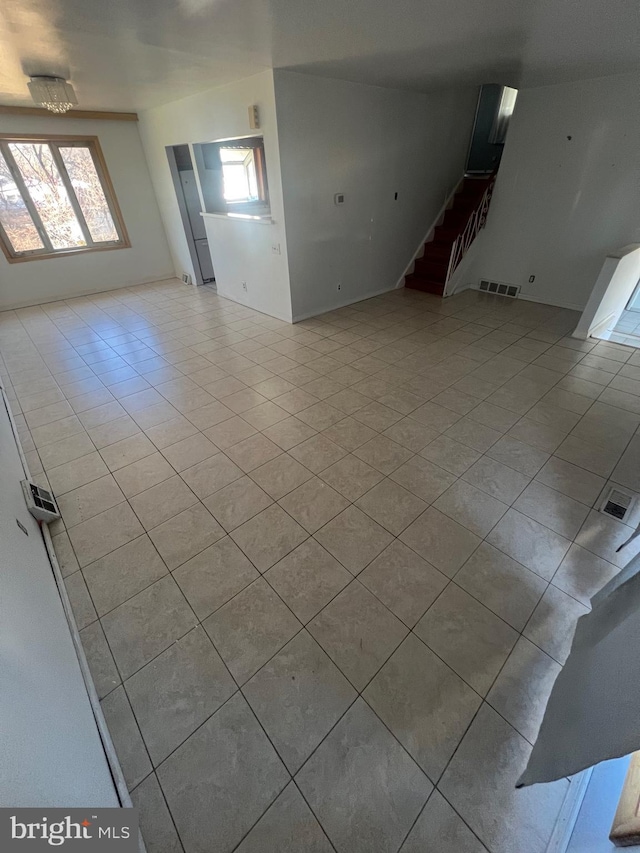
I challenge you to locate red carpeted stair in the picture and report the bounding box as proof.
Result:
[405,176,494,296]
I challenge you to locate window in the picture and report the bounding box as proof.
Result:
[489,86,518,144]
[193,136,269,217]
[0,135,129,262]
[220,147,259,203]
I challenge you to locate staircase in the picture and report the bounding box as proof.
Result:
[405,175,495,297]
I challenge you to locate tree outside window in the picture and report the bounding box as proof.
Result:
[0,135,129,262]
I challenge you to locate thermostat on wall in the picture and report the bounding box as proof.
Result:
[334,193,345,205]
[21,479,61,523]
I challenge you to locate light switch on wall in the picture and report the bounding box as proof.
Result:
[334,193,345,205]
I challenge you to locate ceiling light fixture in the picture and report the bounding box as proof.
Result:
[28,76,77,114]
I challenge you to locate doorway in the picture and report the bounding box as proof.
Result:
[466,84,518,174]
[166,144,215,286]
[603,279,640,345]
[626,280,640,313]
[575,246,640,347]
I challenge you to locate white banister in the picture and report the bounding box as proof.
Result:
[443,178,495,296]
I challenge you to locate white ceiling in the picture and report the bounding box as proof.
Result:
[0,0,638,111]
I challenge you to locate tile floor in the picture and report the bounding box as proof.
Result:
[2,280,640,853]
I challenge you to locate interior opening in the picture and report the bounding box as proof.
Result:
[466,84,518,175]
[192,135,270,218]
[574,243,640,348]
[220,146,259,203]
[166,142,215,285]
[599,277,640,346]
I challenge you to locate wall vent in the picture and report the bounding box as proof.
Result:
[479,279,520,298]
[21,479,61,523]
[181,272,192,285]
[600,486,636,522]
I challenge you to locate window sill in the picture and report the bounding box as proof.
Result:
[2,242,131,264]
[201,212,274,225]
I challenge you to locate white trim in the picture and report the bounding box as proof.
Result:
[215,286,293,323]
[442,235,484,297]
[41,517,147,851]
[292,284,399,323]
[588,311,617,338]
[166,146,202,286]
[394,176,464,289]
[546,768,593,853]
[444,280,472,298]
[514,291,586,312]
[0,273,176,311]
[443,180,494,297]
[201,212,274,225]
[1,389,134,813]
[41,524,133,810]
[573,245,640,340]
[468,282,585,312]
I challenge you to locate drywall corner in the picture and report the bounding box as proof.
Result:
[461,72,640,312]
[0,115,173,310]
[139,70,293,323]
[274,70,476,320]
[574,245,640,339]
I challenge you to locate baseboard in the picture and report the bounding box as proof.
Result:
[469,284,586,312]
[292,284,399,323]
[215,287,293,324]
[515,291,586,312]
[588,311,617,338]
[546,768,593,853]
[394,176,465,290]
[0,273,177,312]
[2,387,133,810]
[443,243,482,297]
[445,280,474,298]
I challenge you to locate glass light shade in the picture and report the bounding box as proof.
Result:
[28,77,78,114]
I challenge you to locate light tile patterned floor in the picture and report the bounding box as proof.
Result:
[3,280,640,853]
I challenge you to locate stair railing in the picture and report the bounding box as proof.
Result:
[443,177,496,296]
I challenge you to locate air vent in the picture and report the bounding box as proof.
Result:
[181,272,192,285]
[600,486,636,522]
[21,479,61,523]
[479,279,520,298]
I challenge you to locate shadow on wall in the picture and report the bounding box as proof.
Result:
[460,72,640,312]
[282,35,525,93]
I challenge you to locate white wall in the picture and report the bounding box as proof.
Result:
[0,115,173,310]
[273,70,476,320]
[574,244,640,339]
[138,72,293,322]
[461,72,640,311]
[0,396,119,807]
